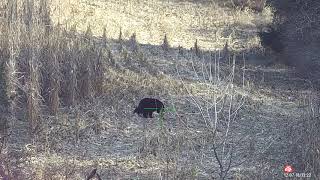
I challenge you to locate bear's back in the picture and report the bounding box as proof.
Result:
[138,98,164,108]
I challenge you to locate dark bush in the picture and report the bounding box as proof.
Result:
[268,0,320,79]
[258,27,284,54]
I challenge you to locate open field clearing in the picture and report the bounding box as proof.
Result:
[50,0,272,51]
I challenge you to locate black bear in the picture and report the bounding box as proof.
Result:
[133,98,164,118]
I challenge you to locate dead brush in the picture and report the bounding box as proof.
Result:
[66,39,80,106]
[20,26,43,133]
[221,42,230,62]
[193,39,201,58]
[64,55,78,107]
[84,25,93,46]
[129,32,139,53]
[0,24,10,111]
[83,23,102,98]
[139,118,191,179]
[288,93,320,178]
[47,60,60,116]
[77,40,94,101]
[118,27,123,52]
[0,0,115,178]
[105,49,115,66]
[175,53,249,179]
[78,57,92,101]
[135,51,147,64]
[2,21,19,117]
[231,0,266,12]
[121,47,132,68]
[162,34,169,52]
[102,27,107,48]
[92,48,105,97]
[26,57,42,132]
[0,0,109,131]
[43,39,60,116]
[178,45,183,56]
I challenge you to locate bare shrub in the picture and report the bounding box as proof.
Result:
[174,54,249,179]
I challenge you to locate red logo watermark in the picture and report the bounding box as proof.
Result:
[284,165,294,173]
[283,164,311,178]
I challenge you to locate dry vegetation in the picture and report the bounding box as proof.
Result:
[0,0,319,179]
[49,0,273,51]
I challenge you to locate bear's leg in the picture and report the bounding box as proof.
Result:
[148,112,153,118]
[143,112,148,118]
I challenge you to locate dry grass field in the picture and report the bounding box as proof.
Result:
[49,0,272,51]
[0,0,319,179]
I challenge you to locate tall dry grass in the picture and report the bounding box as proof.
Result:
[0,0,107,133]
[0,1,111,178]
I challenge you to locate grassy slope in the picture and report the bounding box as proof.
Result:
[50,0,272,51]
[4,0,315,179]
